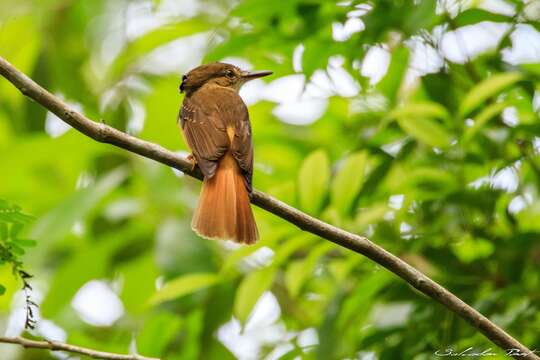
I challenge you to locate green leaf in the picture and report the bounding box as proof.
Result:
[273,233,316,266]
[285,242,334,297]
[459,72,523,118]
[149,273,219,305]
[386,101,450,122]
[119,254,159,314]
[137,312,182,357]
[354,202,389,229]
[451,235,494,263]
[331,151,368,215]
[402,167,458,196]
[234,266,276,325]
[463,101,509,143]
[298,150,330,215]
[521,63,540,77]
[337,271,393,329]
[0,16,40,109]
[12,239,37,248]
[0,284,5,296]
[41,230,127,317]
[397,117,452,148]
[30,168,127,242]
[453,8,511,27]
[377,47,409,104]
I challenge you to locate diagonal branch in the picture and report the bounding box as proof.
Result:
[0,55,537,360]
[0,336,159,360]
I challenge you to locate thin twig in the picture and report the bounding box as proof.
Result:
[0,336,159,360]
[0,55,537,360]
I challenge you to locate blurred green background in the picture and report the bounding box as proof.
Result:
[1,0,540,359]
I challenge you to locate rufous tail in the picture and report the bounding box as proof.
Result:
[191,153,258,244]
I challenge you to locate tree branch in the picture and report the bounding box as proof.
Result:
[0,336,159,360]
[0,56,537,360]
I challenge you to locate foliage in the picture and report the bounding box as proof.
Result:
[1,0,540,359]
[0,199,36,329]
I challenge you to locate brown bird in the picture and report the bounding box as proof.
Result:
[178,62,272,244]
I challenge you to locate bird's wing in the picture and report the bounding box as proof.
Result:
[179,94,229,178]
[229,102,254,193]
[179,87,254,191]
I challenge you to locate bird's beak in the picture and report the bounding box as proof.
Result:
[241,70,273,81]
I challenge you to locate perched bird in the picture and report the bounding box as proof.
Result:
[178,62,272,244]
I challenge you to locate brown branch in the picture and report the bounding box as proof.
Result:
[0,336,159,360]
[0,55,537,360]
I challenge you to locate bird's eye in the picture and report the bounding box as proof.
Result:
[225,70,235,79]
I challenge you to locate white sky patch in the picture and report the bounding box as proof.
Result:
[332,18,365,42]
[533,91,540,113]
[5,307,29,338]
[502,24,540,64]
[157,0,200,19]
[361,46,391,84]
[127,98,146,135]
[441,21,511,63]
[241,246,275,269]
[479,0,516,16]
[400,222,412,234]
[218,292,287,360]
[533,137,540,154]
[273,98,328,125]
[293,43,305,72]
[239,78,266,106]
[327,56,361,97]
[136,33,210,76]
[5,284,45,337]
[371,302,413,328]
[45,112,73,138]
[407,36,445,76]
[508,193,533,214]
[71,280,125,327]
[491,163,519,192]
[389,194,405,210]
[501,106,518,127]
[469,162,520,193]
[260,74,330,125]
[125,1,166,40]
[261,75,305,103]
[297,327,318,348]
[436,0,472,17]
[347,3,372,18]
[305,70,335,98]
[94,0,127,67]
[381,138,406,157]
[220,56,253,70]
[37,320,67,342]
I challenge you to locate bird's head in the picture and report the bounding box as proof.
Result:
[180,62,272,94]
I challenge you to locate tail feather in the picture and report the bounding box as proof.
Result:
[192,153,258,244]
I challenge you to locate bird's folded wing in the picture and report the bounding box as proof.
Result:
[179,87,254,190]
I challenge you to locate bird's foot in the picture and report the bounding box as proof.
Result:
[187,154,197,171]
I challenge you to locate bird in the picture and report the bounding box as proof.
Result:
[178,62,272,244]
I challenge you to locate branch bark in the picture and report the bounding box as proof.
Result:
[0,56,537,360]
[0,336,159,360]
